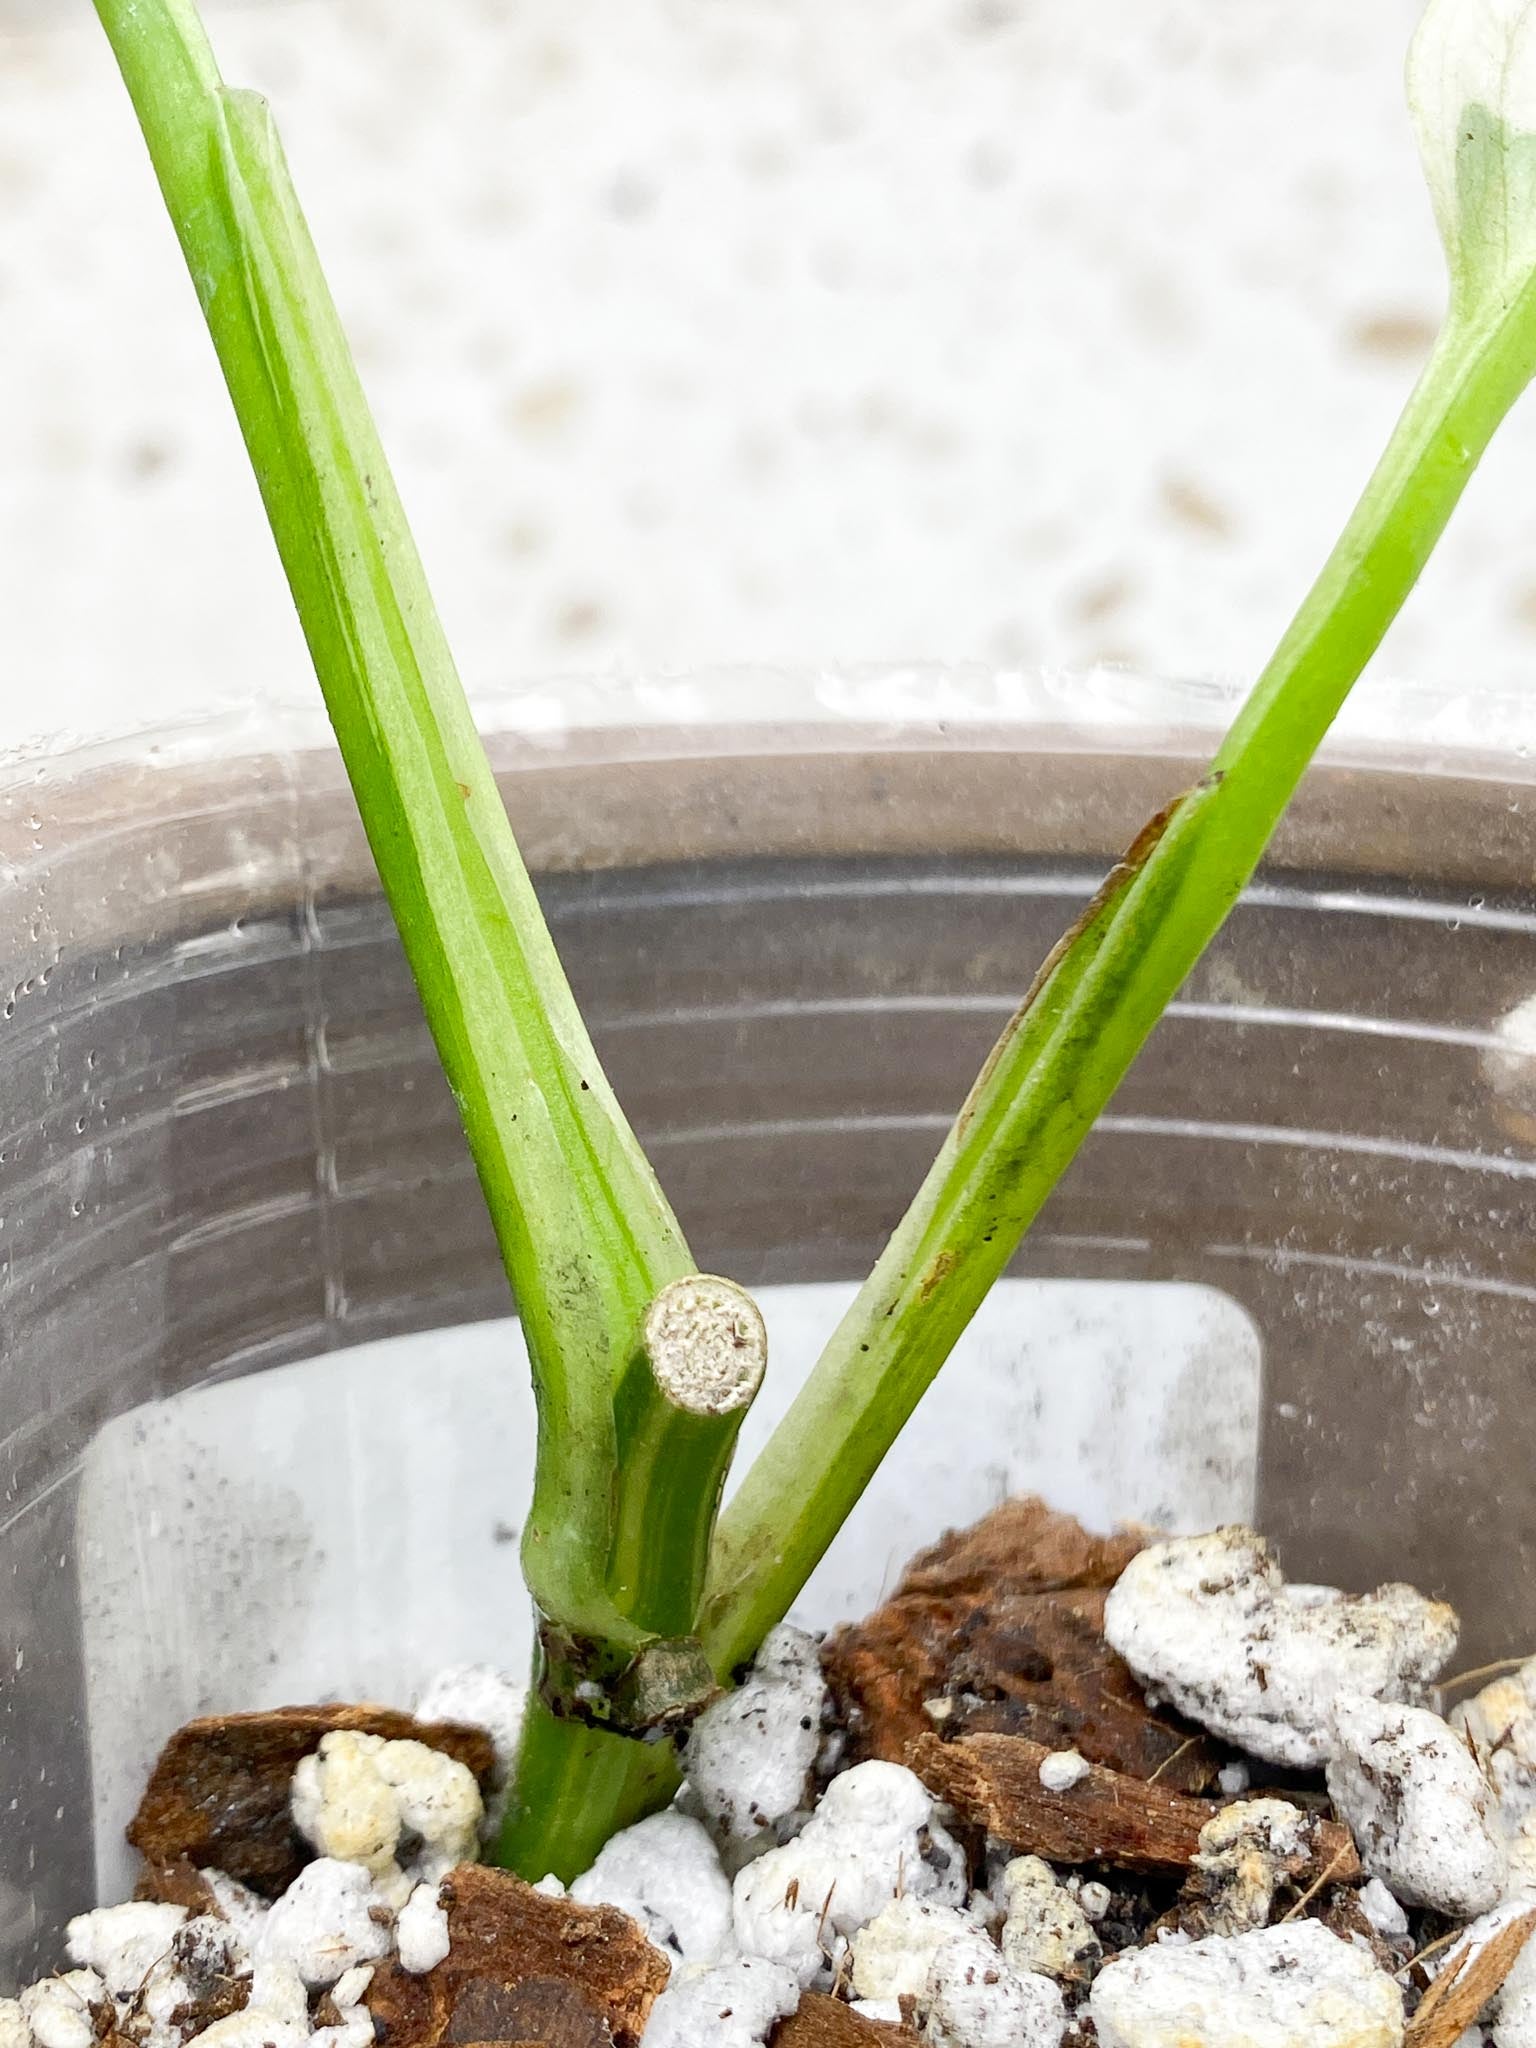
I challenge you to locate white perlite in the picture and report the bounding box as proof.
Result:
[246,1956,309,2029]
[255,1858,394,1988]
[66,1903,188,1999]
[684,1626,827,1848]
[640,1954,800,2048]
[1186,1799,1315,1938]
[190,2016,306,2048]
[131,1918,250,2048]
[1036,1750,1091,1794]
[1102,1527,1458,1768]
[202,1872,270,1956]
[923,1928,1066,2048]
[998,1858,1101,1984]
[19,1977,104,2048]
[413,1664,526,1836]
[1326,1694,1506,1919]
[395,1884,451,1975]
[331,1966,375,2011]
[1455,1659,1536,1836]
[1496,1911,1536,2048]
[0,2003,31,2048]
[570,1811,735,1966]
[1357,1879,1409,1940]
[1075,1881,1113,1922]
[732,1760,965,1987]
[1089,1920,1405,2048]
[848,1895,976,2003]
[291,1732,482,1898]
[1421,1902,1536,2048]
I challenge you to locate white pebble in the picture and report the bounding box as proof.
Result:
[732,1761,965,1987]
[192,2013,309,2048]
[1413,1903,1536,2048]
[292,1732,399,1874]
[312,2018,376,2048]
[257,1858,393,1988]
[378,1739,482,1877]
[18,1978,102,2048]
[246,1956,309,2029]
[1037,1749,1090,1794]
[849,1895,975,2002]
[641,1954,800,2048]
[924,1928,1066,2048]
[1218,1762,1252,1797]
[1103,1528,1457,1768]
[999,1857,1100,1983]
[202,1870,271,1957]
[0,2001,32,2048]
[1326,1694,1505,1918]
[330,1965,375,2010]
[685,1627,827,1849]
[175,1913,249,1984]
[571,1810,734,1966]
[66,1902,187,1999]
[1496,1916,1536,2048]
[413,1664,525,1837]
[1357,1880,1408,1941]
[291,1731,481,1889]
[1089,1920,1404,2048]
[415,1664,525,1777]
[1456,1662,1536,1837]
[395,1883,451,1975]
[1076,1881,1113,1921]
[1186,1799,1313,1938]
[131,1919,246,2048]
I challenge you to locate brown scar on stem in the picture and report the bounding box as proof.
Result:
[457,781,472,799]
[918,1249,958,1302]
[955,785,1195,1140]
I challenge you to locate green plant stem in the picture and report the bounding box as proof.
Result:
[90,0,749,1739]
[609,1277,768,1635]
[700,304,1536,1678]
[498,1693,681,1884]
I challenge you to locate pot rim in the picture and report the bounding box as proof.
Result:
[2,667,1532,988]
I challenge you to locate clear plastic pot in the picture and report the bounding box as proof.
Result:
[3,676,1534,1983]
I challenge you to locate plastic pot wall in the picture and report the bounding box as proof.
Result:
[3,698,1535,1981]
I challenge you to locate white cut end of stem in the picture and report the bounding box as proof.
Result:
[643,1275,768,1416]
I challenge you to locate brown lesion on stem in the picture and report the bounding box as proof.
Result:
[917,1248,958,1302]
[956,787,1191,1141]
[535,1617,717,1738]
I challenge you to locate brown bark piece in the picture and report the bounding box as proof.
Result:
[367,1960,453,2048]
[1406,1908,1536,2048]
[365,1865,667,2048]
[446,1979,611,2048]
[823,1498,1219,1791]
[896,1497,1144,1598]
[772,1994,919,2044]
[127,1704,497,1896]
[1316,1884,1399,1972]
[910,1731,1360,1881]
[133,1857,220,1914]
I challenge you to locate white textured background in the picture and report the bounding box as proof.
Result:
[4,0,1534,740]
